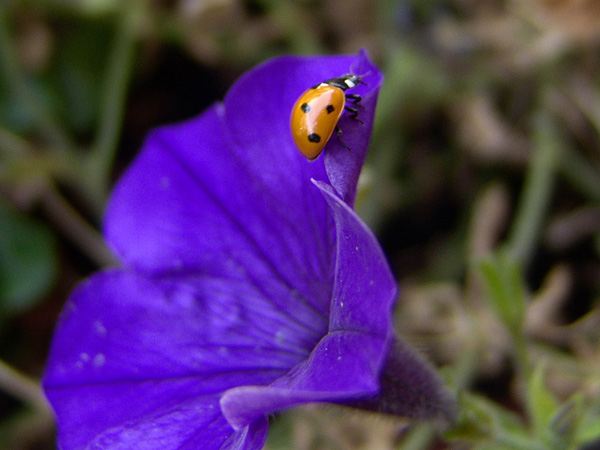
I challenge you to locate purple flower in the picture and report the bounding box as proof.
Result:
[43,50,454,450]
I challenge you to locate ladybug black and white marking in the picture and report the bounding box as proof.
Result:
[290,74,364,160]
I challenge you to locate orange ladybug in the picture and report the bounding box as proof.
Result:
[290,74,364,160]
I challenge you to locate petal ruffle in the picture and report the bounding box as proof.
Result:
[219,180,396,429]
[317,180,396,335]
[220,331,384,430]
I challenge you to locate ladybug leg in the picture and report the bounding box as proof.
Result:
[346,94,363,108]
[336,126,352,151]
[344,106,364,125]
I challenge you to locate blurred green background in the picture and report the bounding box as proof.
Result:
[1,0,600,449]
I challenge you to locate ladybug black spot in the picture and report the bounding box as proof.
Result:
[308,133,321,143]
[301,103,310,113]
[326,104,335,114]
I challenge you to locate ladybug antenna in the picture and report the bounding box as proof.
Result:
[348,59,371,79]
[347,71,371,87]
[356,71,371,86]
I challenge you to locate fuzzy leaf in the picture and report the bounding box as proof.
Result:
[479,252,527,334]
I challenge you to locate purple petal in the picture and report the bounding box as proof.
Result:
[220,331,384,430]
[316,180,396,335]
[221,420,268,450]
[105,50,383,315]
[220,180,397,429]
[43,271,276,449]
[224,49,382,205]
[41,50,437,450]
[323,49,383,205]
[105,106,333,328]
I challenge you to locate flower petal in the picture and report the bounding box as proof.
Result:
[45,51,398,450]
[43,271,279,449]
[323,49,383,206]
[315,180,396,335]
[220,180,397,430]
[224,49,382,205]
[317,182,456,421]
[105,105,333,324]
[220,331,384,430]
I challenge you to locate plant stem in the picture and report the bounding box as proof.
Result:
[0,359,49,413]
[558,146,600,204]
[398,424,435,450]
[40,182,119,267]
[0,125,31,157]
[0,9,73,153]
[512,326,532,381]
[494,428,548,450]
[86,3,139,211]
[504,109,561,269]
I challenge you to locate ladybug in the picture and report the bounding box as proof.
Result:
[290,74,364,160]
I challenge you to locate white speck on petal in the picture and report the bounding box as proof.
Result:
[275,330,286,344]
[93,320,107,337]
[93,353,106,368]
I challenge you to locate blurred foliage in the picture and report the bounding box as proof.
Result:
[0,0,599,449]
[0,199,57,316]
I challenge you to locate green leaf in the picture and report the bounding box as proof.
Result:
[473,443,523,450]
[478,251,527,334]
[527,363,559,440]
[0,89,36,133]
[550,395,587,449]
[447,393,550,450]
[0,200,57,315]
[446,392,526,442]
[575,401,600,445]
[39,19,114,135]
